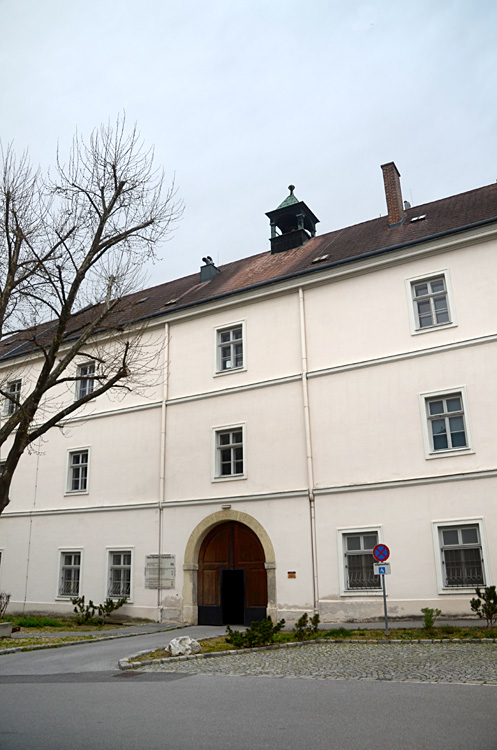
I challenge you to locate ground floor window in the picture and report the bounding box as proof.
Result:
[343,531,381,591]
[59,552,81,596]
[439,524,484,588]
[108,551,131,598]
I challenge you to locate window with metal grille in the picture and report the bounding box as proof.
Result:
[217,325,243,372]
[59,552,81,596]
[440,525,484,588]
[4,380,21,416]
[412,276,451,329]
[344,532,381,590]
[216,428,244,477]
[76,362,95,400]
[108,551,131,598]
[426,394,467,452]
[68,450,89,492]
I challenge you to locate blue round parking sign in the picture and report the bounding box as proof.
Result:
[373,544,390,562]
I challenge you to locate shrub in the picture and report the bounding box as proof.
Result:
[0,592,10,618]
[470,586,497,629]
[71,595,127,625]
[421,607,442,630]
[294,612,320,640]
[14,616,65,628]
[226,618,285,648]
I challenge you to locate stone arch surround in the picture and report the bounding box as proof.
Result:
[182,509,277,624]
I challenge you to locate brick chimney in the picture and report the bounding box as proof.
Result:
[381,162,405,227]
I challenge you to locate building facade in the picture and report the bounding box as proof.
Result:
[1,162,496,624]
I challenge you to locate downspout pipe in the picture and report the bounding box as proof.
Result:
[298,287,319,614]
[157,321,169,622]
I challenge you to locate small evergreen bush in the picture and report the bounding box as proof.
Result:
[293,612,320,640]
[226,618,285,648]
[71,595,127,625]
[470,586,497,628]
[421,607,442,630]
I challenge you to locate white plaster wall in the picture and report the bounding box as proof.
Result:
[309,342,497,487]
[5,407,162,512]
[167,294,302,400]
[2,508,161,619]
[164,380,308,500]
[315,475,497,621]
[304,238,497,372]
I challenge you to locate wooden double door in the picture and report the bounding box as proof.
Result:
[198,521,268,625]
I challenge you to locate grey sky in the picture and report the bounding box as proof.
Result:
[1,0,496,286]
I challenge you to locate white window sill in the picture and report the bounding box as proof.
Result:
[340,590,383,598]
[64,490,89,496]
[212,474,247,483]
[412,321,457,336]
[56,595,79,601]
[426,449,474,460]
[214,366,247,378]
[438,587,484,595]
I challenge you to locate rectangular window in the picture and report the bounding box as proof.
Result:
[59,552,81,596]
[343,532,381,591]
[68,450,89,492]
[76,362,95,400]
[215,427,244,479]
[4,380,21,416]
[426,393,467,453]
[406,271,456,335]
[216,324,244,373]
[439,525,485,588]
[108,551,131,598]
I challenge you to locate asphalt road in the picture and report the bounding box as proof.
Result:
[0,626,496,750]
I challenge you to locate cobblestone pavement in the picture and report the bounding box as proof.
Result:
[141,641,497,684]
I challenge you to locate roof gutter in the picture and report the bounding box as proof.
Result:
[139,214,497,322]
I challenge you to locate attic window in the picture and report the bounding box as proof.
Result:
[410,214,427,223]
[164,298,179,307]
[312,254,330,264]
[137,297,149,304]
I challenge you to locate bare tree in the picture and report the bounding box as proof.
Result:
[0,117,182,514]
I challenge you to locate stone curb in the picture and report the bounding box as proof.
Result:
[117,636,497,671]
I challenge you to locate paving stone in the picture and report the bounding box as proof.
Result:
[142,642,497,684]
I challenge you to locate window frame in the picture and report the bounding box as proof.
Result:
[212,423,247,482]
[214,320,246,376]
[3,379,22,416]
[75,361,96,401]
[432,519,489,594]
[405,270,457,335]
[106,547,133,602]
[419,387,473,459]
[66,448,90,494]
[57,548,83,599]
[337,526,384,597]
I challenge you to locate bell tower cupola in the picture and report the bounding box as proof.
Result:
[265,185,319,254]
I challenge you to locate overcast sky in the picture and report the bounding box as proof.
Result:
[1,0,496,287]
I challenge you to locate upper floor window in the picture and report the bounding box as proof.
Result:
[426,393,467,453]
[67,449,89,493]
[406,271,456,334]
[214,426,245,480]
[76,362,95,400]
[216,323,244,373]
[438,524,485,589]
[3,380,21,416]
[343,531,381,591]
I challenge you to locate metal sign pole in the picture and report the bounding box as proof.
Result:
[381,573,389,636]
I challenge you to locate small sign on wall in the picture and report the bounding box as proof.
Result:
[287,571,296,579]
[145,554,176,589]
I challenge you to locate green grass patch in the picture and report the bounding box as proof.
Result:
[12,616,67,628]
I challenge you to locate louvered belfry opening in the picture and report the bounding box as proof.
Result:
[266,185,320,254]
[197,521,268,625]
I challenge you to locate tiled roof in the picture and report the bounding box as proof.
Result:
[1,181,497,361]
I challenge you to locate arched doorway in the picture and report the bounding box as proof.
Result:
[198,521,267,625]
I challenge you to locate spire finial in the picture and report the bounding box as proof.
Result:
[288,184,295,194]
